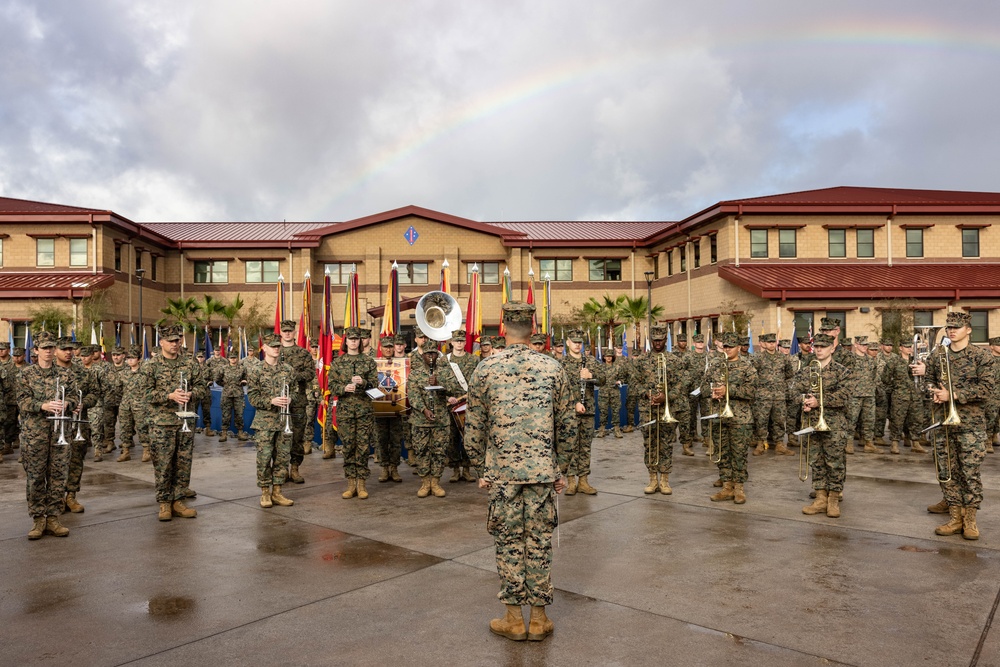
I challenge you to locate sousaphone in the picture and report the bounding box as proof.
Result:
[414,291,462,342]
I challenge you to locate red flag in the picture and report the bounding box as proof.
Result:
[526,274,536,334]
[465,264,482,353]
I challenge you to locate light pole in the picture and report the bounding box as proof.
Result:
[136,268,146,355]
[644,271,654,342]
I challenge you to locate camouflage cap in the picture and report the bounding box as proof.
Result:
[450,329,466,340]
[945,311,972,328]
[126,345,141,358]
[530,333,547,344]
[57,336,78,350]
[112,345,126,355]
[279,319,297,332]
[392,334,408,345]
[0,342,8,350]
[479,336,493,347]
[649,326,668,341]
[159,325,184,342]
[413,329,428,340]
[720,332,740,347]
[13,346,24,355]
[819,317,841,331]
[35,331,57,349]
[261,332,282,347]
[778,339,791,348]
[692,333,705,343]
[195,350,206,358]
[494,336,507,347]
[501,301,535,323]
[759,333,776,343]
[739,336,750,346]
[812,333,836,348]
[866,341,880,350]
[567,329,585,343]
[989,336,1000,346]
[420,340,439,353]
[343,326,364,339]
[552,338,565,347]
[79,345,94,355]
[855,335,868,344]
[880,337,894,346]
[675,333,687,342]
[898,338,913,348]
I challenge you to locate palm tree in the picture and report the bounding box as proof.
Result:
[156,297,202,345]
[581,294,628,341]
[622,295,664,328]
[221,294,245,352]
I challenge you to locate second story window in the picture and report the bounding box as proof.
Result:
[194,260,229,284]
[779,229,797,258]
[750,229,768,258]
[962,228,980,258]
[693,241,701,268]
[588,259,622,281]
[710,235,718,264]
[679,247,687,273]
[468,262,500,284]
[69,238,88,266]
[666,250,673,276]
[538,258,572,281]
[857,228,875,258]
[323,263,353,285]
[246,260,281,283]
[398,261,428,285]
[37,238,55,266]
[828,229,846,258]
[114,244,122,271]
[906,228,924,258]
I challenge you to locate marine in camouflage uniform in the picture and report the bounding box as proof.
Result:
[684,334,710,452]
[669,334,694,448]
[596,351,626,439]
[795,333,852,518]
[247,332,296,508]
[983,337,1000,453]
[465,301,575,642]
[750,333,794,456]
[622,350,640,432]
[787,337,815,443]
[873,338,895,445]
[196,351,217,436]
[17,332,78,538]
[215,354,248,441]
[56,339,98,513]
[0,342,19,456]
[103,346,128,459]
[844,336,878,454]
[329,326,378,499]
[78,346,106,463]
[560,328,606,495]
[915,311,995,539]
[702,332,758,504]
[407,339,463,497]
[633,326,686,494]
[884,339,926,453]
[374,335,406,480]
[118,346,149,461]
[279,319,316,484]
[139,325,204,521]
[446,330,479,482]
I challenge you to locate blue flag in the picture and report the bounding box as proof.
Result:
[666,328,672,352]
[747,323,753,354]
[24,328,32,364]
[621,329,628,358]
[790,324,799,355]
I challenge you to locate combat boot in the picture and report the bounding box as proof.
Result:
[141,446,151,463]
[449,467,461,483]
[659,474,672,495]
[490,605,527,641]
[45,516,69,537]
[803,490,828,515]
[911,440,926,453]
[104,439,116,453]
[1,442,13,456]
[613,427,623,439]
[271,485,294,506]
[710,481,735,502]
[863,440,877,453]
[527,606,554,642]
[644,472,659,494]
[322,447,335,460]
[204,428,216,437]
[733,483,746,504]
[183,488,197,498]
[93,446,103,462]
[988,439,995,454]
[158,502,172,521]
[577,475,597,495]
[713,478,724,488]
[378,466,390,483]
[390,466,402,482]
[417,476,431,498]
[260,487,273,508]
[64,493,84,513]
[219,432,228,443]
[289,464,304,484]
[461,467,475,482]
[935,506,964,536]
[171,500,197,518]
[595,428,605,439]
[342,478,358,499]
[430,477,446,497]
[875,435,887,445]
[963,507,980,540]
[682,442,694,456]
[356,478,369,500]
[826,493,841,518]
[117,449,131,462]
[845,442,855,454]
[752,441,766,456]
[565,476,578,496]
[28,517,46,540]
[927,498,950,514]
[238,431,249,441]
[889,440,900,454]
[775,442,794,456]
[303,442,312,455]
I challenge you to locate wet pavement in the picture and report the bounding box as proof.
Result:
[2,433,1000,666]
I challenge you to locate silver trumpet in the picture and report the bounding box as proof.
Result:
[280,381,293,434]
[72,389,87,442]
[175,372,198,432]
[47,377,71,446]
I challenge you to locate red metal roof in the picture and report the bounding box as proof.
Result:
[725,186,1000,207]
[0,196,109,215]
[718,263,1000,300]
[492,221,673,244]
[0,272,116,298]
[143,222,331,242]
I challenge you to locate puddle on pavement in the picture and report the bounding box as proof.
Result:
[147,595,196,618]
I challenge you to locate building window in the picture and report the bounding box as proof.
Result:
[793,311,814,340]
[398,262,429,285]
[710,235,718,264]
[135,251,142,272]
[750,229,768,258]
[828,229,846,258]
[666,250,673,276]
[962,228,980,258]
[36,238,55,266]
[779,229,797,258]
[69,238,88,267]
[857,228,875,258]
[588,259,622,281]
[652,255,659,280]
[538,258,572,282]
[710,317,719,335]
[693,241,701,269]
[12,322,28,348]
[467,262,500,284]
[970,310,989,344]
[826,310,847,342]
[194,260,229,284]
[114,244,122,271]
[679,247,687,273]
[323,263,353,285]
[0,238,3,267]
[150,256,157,281]
[906,228,924,258]
[913,310,934,328]
[246,260,280,283]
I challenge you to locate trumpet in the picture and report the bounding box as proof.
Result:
[175,372,198,432]
[280,381,293,434]
[47,377,71,446]
[73,389,87,442]
[796,359,829,482]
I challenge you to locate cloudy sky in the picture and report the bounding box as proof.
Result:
[1,1,997,224]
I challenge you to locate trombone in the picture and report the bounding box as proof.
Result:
[795,359,829,482]
[645,353,679,467]
[699,357,731,465]
[924,338,960,483]
[72,389,87,442]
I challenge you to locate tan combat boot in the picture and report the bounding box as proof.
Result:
[141,446,151,463]
[845,442,855,454]
[342,478,358,499]
[733,483,746,504]
[378,466,390,483]
[752,441,766,456]
[710,481,735,502]
[577,475,597,495]
[565,475,578,496]
[595,428,606,439]
[417,477,431,498]
[461,467,475,482]
[527,606,554,641]
[863,440,877,453]
[874,435,886,445]
[623,425,634,433]
[449,467,461,483]
[775,442,794,456]
[238,432,249,441]
[935,506,964,536]
[643,472,659,494]
[303,442,312,455]
[93,445,103,462]
[390,466,402,482]
[322,446,335,460]
[659,474,672,495]
[613,427,623,439]
[28,517,46,540]
[289,464,304,484]
[260,487,273,508]
[171,500,197,518]
[927,498,950,514]
[963,507,980,540]
[116,449,131,462]
[219,432,228,443]
[911,440,926,453]
[205,428,216,437]
[490,605,527,641]
[826,492,841,518]
[64,493,84,513]
[271,485,294,506]
[45,516,69,537]
[889,440,900,454]
[803,490,828,515]
[430,477,446,497]
[713,478,724,488]
[682,442,694,456]
[158,502,172,521]
[356,479,369,500]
